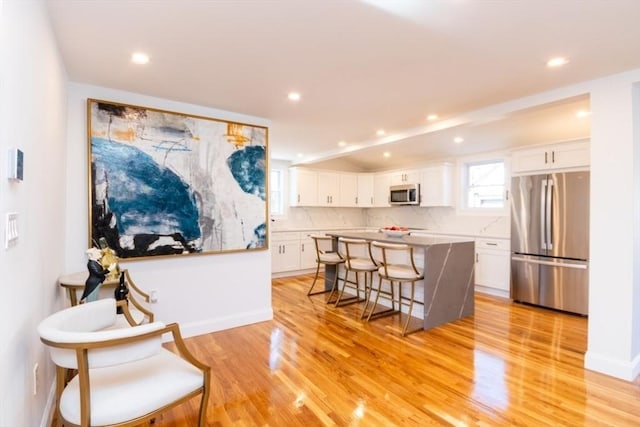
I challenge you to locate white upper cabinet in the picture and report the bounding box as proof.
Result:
[289,168,317,206]
[390,169,421,186]
[512,140,590,175]
[373,173,392,207]
[420,163,453,207]
[317,171,341,206]
[339,173,359,207]
[356,173,375,207]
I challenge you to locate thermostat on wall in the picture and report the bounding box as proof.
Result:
[8,148,23,181]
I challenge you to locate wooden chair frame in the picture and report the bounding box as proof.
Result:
[41,301,210,427]
[307,235,346,298]
[365,241,425,336]
[121,269,154,324]
[333,238,379,316]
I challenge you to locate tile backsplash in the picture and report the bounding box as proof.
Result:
[272,206,509,238]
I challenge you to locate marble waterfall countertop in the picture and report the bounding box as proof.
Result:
[324,230,476,331]
[325,230,474,246]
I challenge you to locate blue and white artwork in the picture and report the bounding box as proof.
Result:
[88,99,268,259]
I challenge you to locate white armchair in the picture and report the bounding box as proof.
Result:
[38,298,210,427]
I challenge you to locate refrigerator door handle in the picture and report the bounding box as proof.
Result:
[512,256,587,270]
[546,178,553,251]
[541,180,548,250]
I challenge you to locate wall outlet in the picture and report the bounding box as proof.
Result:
[32,363,38,396]
[150,289,158,303]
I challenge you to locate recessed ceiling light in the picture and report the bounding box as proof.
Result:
[337,141,347,147]
[454,137,464,144]
[383,152,390,158]
[376,129,386,136]
[576,110,591,118]
[131,52,150,65]
[288,92,301,102]
[297,153,304,158]
[547,57,569,68]
[427,114,438,121]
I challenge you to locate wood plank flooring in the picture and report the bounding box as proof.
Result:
[154,274,640,426]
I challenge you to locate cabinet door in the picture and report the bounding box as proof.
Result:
[475,239,510,292]
[289,168,317,206]
[339,173,358,207]
[549,140,590,170]
[512,140,590,174]
[420,164,453,207]
[299,236,318,269]
[373,173,391,207]
[317,172,340,206]
[357,173,375,207]
[511,147,548,174]
[272,240,301,272]
[390,169,421,185]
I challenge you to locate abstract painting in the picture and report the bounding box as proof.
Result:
[87,99,268,259]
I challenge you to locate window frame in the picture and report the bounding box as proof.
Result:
[457,154,510,216]
[269,167,287,219]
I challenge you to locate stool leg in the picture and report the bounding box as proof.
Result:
[402,282,416,336]
[334,267,350,306]
[326,264,341,303]
[307,262,322,296]
[366,276,384,321]
[360,271,372,319]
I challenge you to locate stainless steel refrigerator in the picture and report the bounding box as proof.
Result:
[510,172,589,315]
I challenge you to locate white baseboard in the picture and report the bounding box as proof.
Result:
[584,349,640,381]
[474,285,510,299]
[272,268,316,279]
[40,380,56,427]
[177,308,274,339]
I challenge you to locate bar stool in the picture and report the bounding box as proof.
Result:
[332,237,379,316]
[365,241,425,336]
[307,234,345,299]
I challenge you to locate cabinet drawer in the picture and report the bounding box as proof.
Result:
[476,238,509,251]
[271,231,300,242]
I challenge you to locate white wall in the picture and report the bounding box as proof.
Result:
[65,83,273,336]
[0,1,68,425]
[586,70,640,380]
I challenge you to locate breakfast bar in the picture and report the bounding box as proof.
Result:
[325,231,475,331]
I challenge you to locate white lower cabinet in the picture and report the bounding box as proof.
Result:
[475,238,510,295]
[271,232,301,273]
[272,231,327,273]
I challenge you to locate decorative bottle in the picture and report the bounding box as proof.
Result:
[114,271,129,314]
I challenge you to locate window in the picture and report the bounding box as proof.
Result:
[461,159,507,213]
[270,168,284,216]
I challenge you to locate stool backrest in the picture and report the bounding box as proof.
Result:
[338,237,376,269]
[371,241,420,276]
[309,234,342,262]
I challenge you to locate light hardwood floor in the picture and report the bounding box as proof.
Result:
[155,274,640,426]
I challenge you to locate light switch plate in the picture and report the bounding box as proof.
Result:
[5,212,18,248]
[8,148,24,181]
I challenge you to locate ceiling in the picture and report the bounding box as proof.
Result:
[45,0,640,171]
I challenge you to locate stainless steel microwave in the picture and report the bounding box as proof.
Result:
[389,184,420,205]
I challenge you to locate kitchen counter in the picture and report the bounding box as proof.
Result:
[327,230,473,246]
[325,231,475,331]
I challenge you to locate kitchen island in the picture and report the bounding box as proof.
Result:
[325,231,475,331]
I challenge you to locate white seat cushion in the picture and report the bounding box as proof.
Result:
[60,348,204,426]
[347,257,377,271]
[379,264,424,280]
[319,252,343,263]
